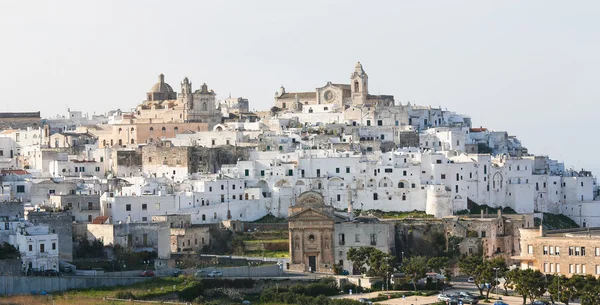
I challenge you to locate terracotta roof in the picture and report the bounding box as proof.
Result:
[0,130,17,134]
[92,216,109,224]
[279,92,315,100]
[1,169,30,175]
[470,128,488,132]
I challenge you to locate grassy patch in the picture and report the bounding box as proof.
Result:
[252,214,287,223]
[535,213,579,230]
[244,239,288,244]
[354,209,434,219]
[244,250,289,258]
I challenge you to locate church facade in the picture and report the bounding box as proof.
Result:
[134,74,221,128]
[274,62,394,112]
[287,191,337,273]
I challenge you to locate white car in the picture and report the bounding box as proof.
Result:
[468,276,475,283]
[207,271,223,278]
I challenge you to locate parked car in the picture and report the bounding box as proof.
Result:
[493,301,509,305]
[458,291,475,298]
[438,294,453,301]
[194,270,207,277]
[358,298,373,304]
[26,268,44,276]
[457,295,479,304]
[241,301,251,305]
[530,301,551,305]
[172,269,183,277]
[140,270,155,277]
[467,276,475,283]
[207,271,222,278]
[44,269,61,277]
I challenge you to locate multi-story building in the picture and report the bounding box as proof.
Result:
[8,223,59,273]
[513,227,600,277]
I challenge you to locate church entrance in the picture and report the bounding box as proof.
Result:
[308,255,316,272]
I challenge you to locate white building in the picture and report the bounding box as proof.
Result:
[8,223,59,272]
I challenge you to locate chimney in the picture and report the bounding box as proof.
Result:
[480,210,484,219]
[539,225,545,237]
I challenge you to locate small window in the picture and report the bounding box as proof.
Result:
[142,204,147,210]
[126,204,131,211]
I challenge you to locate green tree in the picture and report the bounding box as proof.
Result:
[401,255,428,291]
[547,274,581,305]
[0,242,20,259]
[446,236,463,258]
[427,256,448,274]
[458,254,486,296]
[505,268,547,305]
[578,275,599,305]
[346,247,370,275]
[347,247,396,280]
[475,257,507,300]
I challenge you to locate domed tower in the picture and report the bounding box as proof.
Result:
[350,62,368,106]
[146,74,177,101]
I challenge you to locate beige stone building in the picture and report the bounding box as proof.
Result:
[288,191,338,272]
[513,227,600,277]
[274,62,394,112]
[135,74,221,126]
[443,211,534,264]
[90,122,208,148]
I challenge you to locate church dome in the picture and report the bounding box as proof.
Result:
[150,74,174,93]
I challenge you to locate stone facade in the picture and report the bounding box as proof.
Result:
[443,212,534,264]
[0,112,41,130]
[513,227,600,277]
[27,211,73,261]
[288,191,336,272]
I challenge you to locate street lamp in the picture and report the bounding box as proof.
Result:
[493,267,500,297]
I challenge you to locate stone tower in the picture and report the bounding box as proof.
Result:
[350,62,368,106]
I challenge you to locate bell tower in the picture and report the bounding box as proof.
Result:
[350,61,368,106]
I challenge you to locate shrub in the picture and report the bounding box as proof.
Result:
[177,280,204,301]
[114,291,135,300]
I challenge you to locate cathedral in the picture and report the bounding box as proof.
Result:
[135,74,221,128]
[274,62,395,112]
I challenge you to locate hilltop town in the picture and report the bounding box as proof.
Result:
[0,63,597,303]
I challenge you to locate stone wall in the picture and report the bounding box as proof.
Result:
[398,131,419,148]
[0,275,148,295]
[0,112,41,130]
[189,146,252,174]
[0,201,23,220]
[0,259,22,275]
[28,211,74,261]
[394,219,446,258]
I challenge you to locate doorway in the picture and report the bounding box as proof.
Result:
[308,256,316,272]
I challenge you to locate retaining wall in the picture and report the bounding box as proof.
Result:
[0,276,149,296]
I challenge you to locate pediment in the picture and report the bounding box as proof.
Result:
[288,207,334,221]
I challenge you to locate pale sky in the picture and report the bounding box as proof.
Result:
[0,1,598,174]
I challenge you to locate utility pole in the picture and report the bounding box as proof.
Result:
[493,267,500,297]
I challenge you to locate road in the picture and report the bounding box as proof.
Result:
[332,277,580,305]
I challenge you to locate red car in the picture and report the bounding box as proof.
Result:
[140,270,155,277]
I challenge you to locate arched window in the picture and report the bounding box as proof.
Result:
[149,127,154,131]
[131,127,134,131]
[118,139,122,146]
[398,182,405,188]
[201,214,206,221]
[174,127,179,131]
[213,212,217,219]
[130,139,135,144]
[354,81,359,92]
[161,126,166,131]
[373,193,378,200]
[202,102,207,111]
[402,194,406,201]
[102,140,106,146]
[118,128,122,134]
[308,108,313,113]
